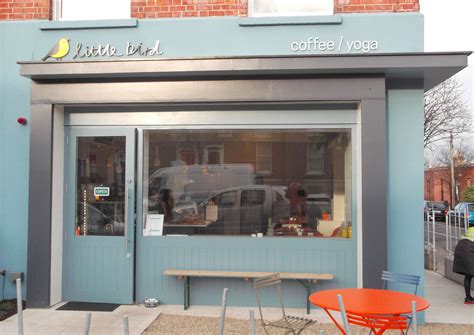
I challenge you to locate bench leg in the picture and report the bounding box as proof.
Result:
[184,276,191,310]
[297,280,312,314]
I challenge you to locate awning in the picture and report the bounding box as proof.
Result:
[19,52,470,91]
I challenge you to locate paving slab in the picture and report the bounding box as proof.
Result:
[0,269,472,334]
[425,270,474,324]
[0,303,160,335]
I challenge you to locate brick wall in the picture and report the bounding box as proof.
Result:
[0,0,419,21]
[131,0,247,19]
[0,0,51,20]
[335,0,419,13]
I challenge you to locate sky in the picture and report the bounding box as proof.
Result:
[420,0,474,155]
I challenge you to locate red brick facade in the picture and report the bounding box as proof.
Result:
[131,0,247,19]
[335,0,419,13]
[0,0,51,20]
[425,164,474,206]
[0,0,419,21]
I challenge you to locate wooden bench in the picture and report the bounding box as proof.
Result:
[163,269,335,314]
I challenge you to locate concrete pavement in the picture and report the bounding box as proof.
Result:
[0,270,472,334]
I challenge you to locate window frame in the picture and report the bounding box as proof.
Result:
[204,144,224,165]
[139,120,357,239]
[53,0,131,21]
[248,0,334,17]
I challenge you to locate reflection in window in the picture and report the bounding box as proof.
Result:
[307,144,324,175]
[143,129,352,238]
[75,137,126,236]
[256,142,272,175]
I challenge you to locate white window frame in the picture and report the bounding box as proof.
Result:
[204,145,224,165]
[306,143,325,175]
[249,0,334,17]
[53,0,131,21]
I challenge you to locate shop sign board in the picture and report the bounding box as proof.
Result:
[41,38,163,61]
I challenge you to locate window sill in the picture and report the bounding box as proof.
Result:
[39,19,138,31]
[238,15,342,27]
[306,171,325,176]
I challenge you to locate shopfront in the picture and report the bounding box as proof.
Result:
[0,13,468,308]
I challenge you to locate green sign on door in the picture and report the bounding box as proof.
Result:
[94,187,110,196]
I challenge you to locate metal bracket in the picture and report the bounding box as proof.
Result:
[184,276,191,310]
[297,279,315,314]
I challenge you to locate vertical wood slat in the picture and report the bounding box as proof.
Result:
[137,238,356,308]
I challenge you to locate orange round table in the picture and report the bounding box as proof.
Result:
[309,288,430,334]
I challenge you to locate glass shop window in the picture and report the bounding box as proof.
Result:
[75,136,126,236]
[142,129,353,238]
[55,0,131,20]
[249,0,333,17]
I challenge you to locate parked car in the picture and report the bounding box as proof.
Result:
[424,201,448,222]
[195,185,290,235]
[448,202,474,227]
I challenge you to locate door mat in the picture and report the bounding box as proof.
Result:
[57,302,120,312]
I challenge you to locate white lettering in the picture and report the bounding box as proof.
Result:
[346,40,354,52]
[290,42,299,52]
[299,41,307,51]
[290,36,379,54]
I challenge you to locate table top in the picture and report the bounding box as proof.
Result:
[309,288,430,315]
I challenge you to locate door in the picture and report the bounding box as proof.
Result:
[63,128,135,304]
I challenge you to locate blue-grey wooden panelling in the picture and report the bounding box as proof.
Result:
[136,237,356,308]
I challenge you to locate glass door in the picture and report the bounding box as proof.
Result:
[63,127,135,304]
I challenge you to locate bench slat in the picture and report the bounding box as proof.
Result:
[163,269,334,280]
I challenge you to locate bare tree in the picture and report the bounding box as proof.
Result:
[424,78,471,150]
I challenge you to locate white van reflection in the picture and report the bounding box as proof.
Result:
[162,185,291,235]
[147,163,255,220]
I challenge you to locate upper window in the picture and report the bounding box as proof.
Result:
[307,143,324,175]
[55,0,131,20]
[255,142,272,175]
[249,0,334,17]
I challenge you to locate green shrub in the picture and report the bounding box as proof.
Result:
[464,186,474,202]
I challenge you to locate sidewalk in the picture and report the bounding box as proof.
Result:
[0,270,471,334]
[425,269,474,324]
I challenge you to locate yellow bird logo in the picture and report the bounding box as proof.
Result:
[42,38,70,61]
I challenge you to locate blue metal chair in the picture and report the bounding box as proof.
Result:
[381,271,421,333]
[381,271,421,295]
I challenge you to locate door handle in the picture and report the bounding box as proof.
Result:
[125,178,133,258]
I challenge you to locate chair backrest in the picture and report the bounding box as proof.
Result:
[381,270,421,295]
[337,294,409,334]
[253,273,286,322]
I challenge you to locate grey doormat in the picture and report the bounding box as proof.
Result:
[57,302,120,312]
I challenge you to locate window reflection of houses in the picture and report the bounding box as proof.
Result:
[146,130,351,222]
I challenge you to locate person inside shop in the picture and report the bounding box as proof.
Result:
[149,187,175,223]
[453,227,474,304]
[283,181,312,231]
[160,188,175,223]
